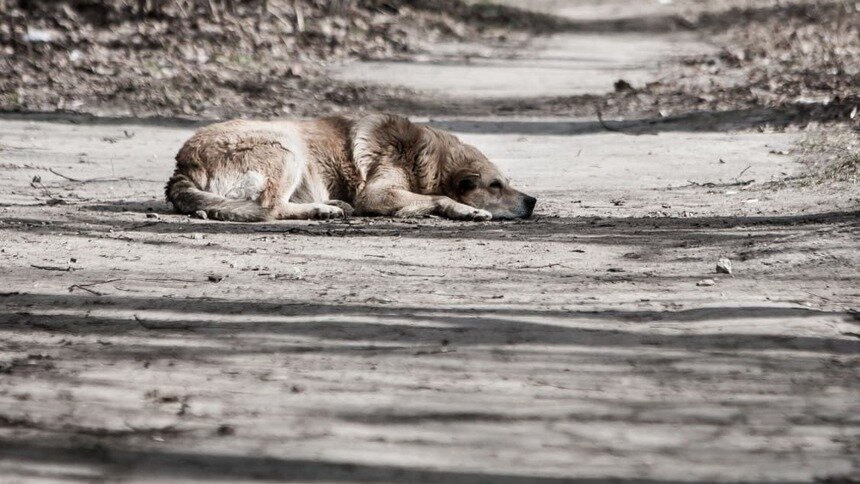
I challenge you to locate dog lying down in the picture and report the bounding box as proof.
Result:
[166,113,536,222]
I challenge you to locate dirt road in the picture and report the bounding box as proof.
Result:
[1,2,858,482]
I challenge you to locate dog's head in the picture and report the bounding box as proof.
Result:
[443,143,537,220]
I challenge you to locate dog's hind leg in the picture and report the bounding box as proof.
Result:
[272,175,346,220]
[269,163,345,220]
[284,167,350,219]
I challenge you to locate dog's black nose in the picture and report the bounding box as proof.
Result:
[523,195,537,217]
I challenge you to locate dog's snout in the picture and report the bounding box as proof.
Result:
[522,195,537,217]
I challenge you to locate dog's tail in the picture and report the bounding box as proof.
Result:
[165,172,270,222]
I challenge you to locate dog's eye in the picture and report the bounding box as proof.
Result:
[489,180,503,189]
[458,178,477,193]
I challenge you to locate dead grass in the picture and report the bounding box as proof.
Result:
[0,0,856,129]
[795,128,860,184]
[595,0,860,126]
[0,0,519,118]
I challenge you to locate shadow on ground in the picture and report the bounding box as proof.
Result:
[2,292,857,357]
[424,106,836,135]
[3,96,854,137]
[0,104,814,134]
[8,208,858,248]
[0,289,856,483]
[0,436,765,484]
[384,97,856,131]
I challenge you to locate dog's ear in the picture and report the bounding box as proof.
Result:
[454,172,481,195]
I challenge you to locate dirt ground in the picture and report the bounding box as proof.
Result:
[1,1,859,483]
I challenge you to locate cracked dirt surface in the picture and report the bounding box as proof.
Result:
[1,1,859,482]
[0,112,857,482]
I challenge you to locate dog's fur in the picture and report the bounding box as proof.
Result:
[165,114,536,222]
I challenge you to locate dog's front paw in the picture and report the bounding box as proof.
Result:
[468,209,493,221]
[448,205,492,221]
[309,204,345,220]
[323,200,355,217]
[324,200,354,217]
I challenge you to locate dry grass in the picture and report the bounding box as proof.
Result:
[596,0,860,126]
[795,128,860,184]
[0,0,520,118]
[0,0,857,128]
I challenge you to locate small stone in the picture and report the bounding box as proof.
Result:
[145,213,158,219]
[614,79,633,92]
[193,210,208,220]
[207,274,223,283]
[716,258,733,275]
[697,279,716,287]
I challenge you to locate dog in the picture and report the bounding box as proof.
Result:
[165,113,536,222]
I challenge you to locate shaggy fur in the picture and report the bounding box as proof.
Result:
[165,114,536,221]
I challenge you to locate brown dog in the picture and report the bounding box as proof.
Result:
[165,114,536,221]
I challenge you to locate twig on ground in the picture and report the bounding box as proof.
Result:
[515,263,576,269]
[31,264,75,272]
[67,276,203,296]
[67,176,160,184]
[68,284,106,295]
[375,269,444,277]
[677,179,756,189]
[142,277,207,283]
[48,168,82,182]
[595,105,626,133]
[67,278,122,295]
[30,176,53,198]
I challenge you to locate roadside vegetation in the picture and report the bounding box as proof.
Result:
[1,1,856,124]
[0,0,518,117]
[1,0,857,180]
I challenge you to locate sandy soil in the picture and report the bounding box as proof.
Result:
[1,2,859,483]
[329,20,714,100]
